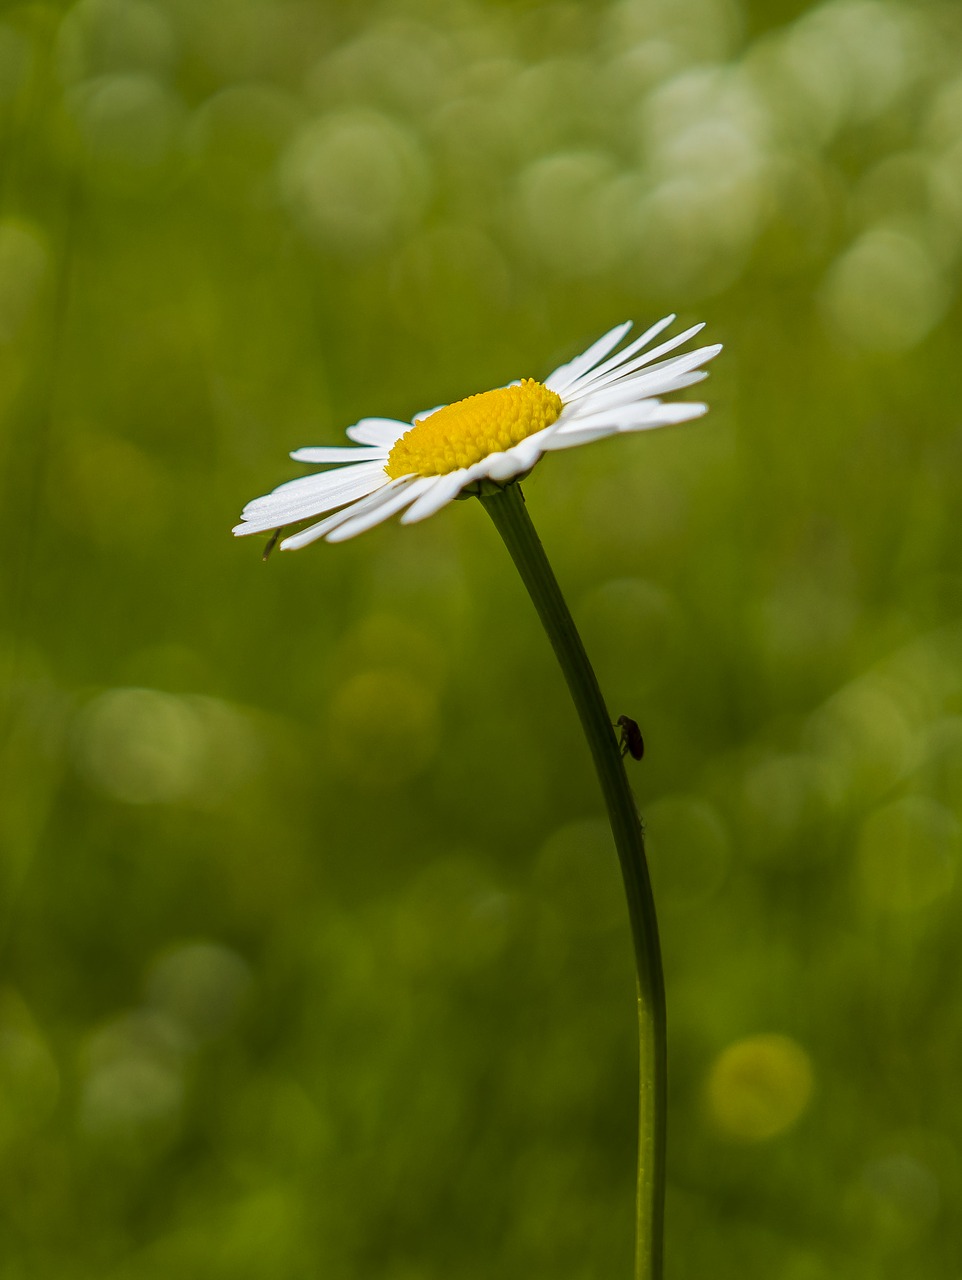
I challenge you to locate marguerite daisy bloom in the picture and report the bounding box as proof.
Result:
[233,316,720,549]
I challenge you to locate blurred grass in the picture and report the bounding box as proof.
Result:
[2,0,962,1276]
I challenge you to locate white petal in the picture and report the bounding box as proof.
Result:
[277,521,340,550]
[290,445,387,463]
[563,347,721,415]
[236,464,388,533]
[563,328,711,401]
[544,321,633,394]
[630,321,707,364]
[481,436,543,480]
[240,464,385,520]
[564,351,696,403]
[278,517,352,550]
[542,423,623,450]
[641,401,707,424]
[400,471,469,524]
[558,402,665,431]
[547,403,707,450]
[557,314,677,393]
[660,368,709,391]
[345,417,409,446]
[325,478,435,542]
[561,398,703,431]
[567,369,708,408]
[482,452,523,482]
[242,460,384,512]
[504,431,553,470]
[278,478,409,548]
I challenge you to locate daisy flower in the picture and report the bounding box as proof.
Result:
[234,315,724,1278]
[233,316,720,550]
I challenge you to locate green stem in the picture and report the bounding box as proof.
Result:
[479,481,666,1280]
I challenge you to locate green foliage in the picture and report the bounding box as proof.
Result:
[2,0,961,1276]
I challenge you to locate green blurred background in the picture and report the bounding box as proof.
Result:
[2,0,961,1275]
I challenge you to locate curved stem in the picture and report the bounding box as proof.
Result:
[479,481,666,1280]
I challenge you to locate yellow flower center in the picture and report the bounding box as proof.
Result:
[384,379,563,479]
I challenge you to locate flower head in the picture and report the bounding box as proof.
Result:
[233,317,721,549]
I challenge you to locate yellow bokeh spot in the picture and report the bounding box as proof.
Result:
[385,378,562,478]
[706,1033,814,1142]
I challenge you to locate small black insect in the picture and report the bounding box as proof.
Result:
[616,714,645,761]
